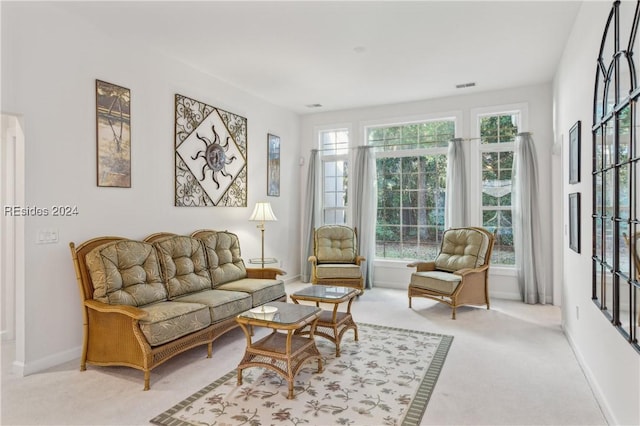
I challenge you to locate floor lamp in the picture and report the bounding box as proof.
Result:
[249,202,278,268]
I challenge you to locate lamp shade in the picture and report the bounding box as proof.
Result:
[249,202,277,222]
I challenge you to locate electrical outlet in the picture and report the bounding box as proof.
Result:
[36,228,59,244]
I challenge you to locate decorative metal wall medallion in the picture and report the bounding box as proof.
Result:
[175,94,247,206]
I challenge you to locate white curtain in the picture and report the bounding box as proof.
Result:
[513,132,544,304]
[301,150,321,282]
[445,138,467,229]
[352,146,377,288]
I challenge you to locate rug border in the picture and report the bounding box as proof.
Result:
[150,323,453,426]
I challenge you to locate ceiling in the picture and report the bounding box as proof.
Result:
[60,1,582,114]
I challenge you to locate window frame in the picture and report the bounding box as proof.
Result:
[364,112,461,261]
[316,125,351,226]
[470,103,529,268]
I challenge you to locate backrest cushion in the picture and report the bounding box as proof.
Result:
[86,240,167,306]
[194,230,247,287]
[315,225,357,263]
[153,235,212,299]
[435,228,490,272]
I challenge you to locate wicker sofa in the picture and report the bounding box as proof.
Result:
[69,229,286,390]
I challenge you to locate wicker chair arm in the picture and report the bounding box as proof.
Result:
[454,264,490,277]
[355,256,366,265]
[84,299,148,319]
[246,267,287,279]
[407,261,436,272]
[308,255,318,264]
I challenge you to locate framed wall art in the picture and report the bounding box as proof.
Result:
[174,94,247,207]
[569,192,581,253]
[96,79,131,187]
[267,133,280,197]
[569,120,581,184]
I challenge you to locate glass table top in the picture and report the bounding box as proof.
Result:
[237,301,320,325]
[291,285,360,300]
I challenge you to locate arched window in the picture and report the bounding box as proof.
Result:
[593,0,639,350]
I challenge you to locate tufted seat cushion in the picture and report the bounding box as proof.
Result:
[434,228,490,272]
[138,301,211,346]
[153,235,212,299]
[410,271,462,295]
[87,240,167,306]
[217,278,285,307]
[174,289,252,323]
[316,264,362,280]
[315,225,357,263]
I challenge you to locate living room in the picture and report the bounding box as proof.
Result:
[1,1,639,425]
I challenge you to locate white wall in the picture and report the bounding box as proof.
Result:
[553,2,640,425]
[299,84,554,301]
[1,3,301,374]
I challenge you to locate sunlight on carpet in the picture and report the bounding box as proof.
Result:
[150,323,453,426]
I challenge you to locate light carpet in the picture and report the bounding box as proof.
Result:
[150,323,453,426]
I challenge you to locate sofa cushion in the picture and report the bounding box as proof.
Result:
[315,225,357,263]
[217,278,285,307]
[194,230,248,287]
[434,228,490,272]
[86,240,167,306]
[316,264,362,279]
[174,289,252,323]
[410,271,462,295]
[153,235,212,299]
[138,301,211,346]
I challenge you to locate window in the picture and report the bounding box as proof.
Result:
[478,111,519,265]
[592,0,639,350]
[320,129,349,225]
[368,119,455,259]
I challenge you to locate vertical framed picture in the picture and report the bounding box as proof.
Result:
[267,133,280,197]
[96,79,131,188]
[569,120,581,184]
[569,192,581,253]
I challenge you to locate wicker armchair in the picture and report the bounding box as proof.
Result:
[308,225,365,291]
[408,227,495,319]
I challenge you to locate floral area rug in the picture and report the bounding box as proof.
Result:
[150,323,453,426]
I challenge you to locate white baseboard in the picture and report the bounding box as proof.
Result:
[17,345,81,376]
[563,327,616,426]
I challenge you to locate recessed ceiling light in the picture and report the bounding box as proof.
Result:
[456,82,476,89]
[305,103,323,108]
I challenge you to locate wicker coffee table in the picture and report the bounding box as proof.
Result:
[290,285,359,357]
[236,301,322,399]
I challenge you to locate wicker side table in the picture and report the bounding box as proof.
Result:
[290,285,360,357]
[236,301,322,399]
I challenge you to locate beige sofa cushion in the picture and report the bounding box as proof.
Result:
[174,289,252,323]
[138,301,211,346]
[315,225,357,263]
[86,240,167,306]
[316,264,362,279]
[194,230,247,287]
[434,228,490,272]
[153,235,212,299]
[410,271,462,295]
[217,278,285,307]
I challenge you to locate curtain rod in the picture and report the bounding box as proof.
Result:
[311,132,533,152]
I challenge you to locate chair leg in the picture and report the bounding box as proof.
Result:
[408,295,412,308]
[451,306,457,320]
